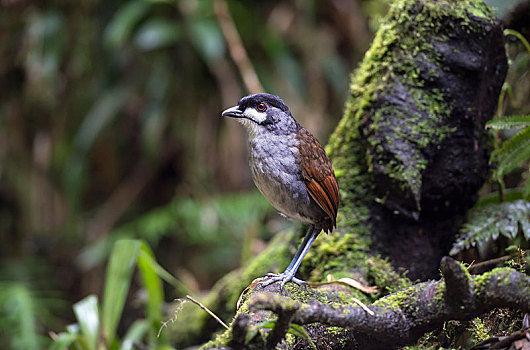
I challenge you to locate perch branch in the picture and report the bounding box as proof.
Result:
[186,295,229,330]
[249,257,530,347]
[266,303,296,349]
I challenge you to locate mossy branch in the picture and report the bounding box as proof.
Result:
[243,257,530,348]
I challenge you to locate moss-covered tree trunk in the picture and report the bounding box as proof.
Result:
[326,0,507,279]
[173,1,530,349]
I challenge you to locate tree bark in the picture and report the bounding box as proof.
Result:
[328,0,508,279]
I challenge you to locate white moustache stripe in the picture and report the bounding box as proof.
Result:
[244,108,267,123]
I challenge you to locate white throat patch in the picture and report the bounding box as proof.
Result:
[244,107,267,124]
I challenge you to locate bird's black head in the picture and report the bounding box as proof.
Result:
[222,93,298,135]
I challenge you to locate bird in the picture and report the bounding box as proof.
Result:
[221,93,339,287]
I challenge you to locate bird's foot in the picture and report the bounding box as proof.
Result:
[260,272,308,290]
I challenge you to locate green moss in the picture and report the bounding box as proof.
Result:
[303,233,370,280]
[468,317,489,343]
[366,256,413,297]
[326,326,345,335]
[481,308,526,339]
[373,283,426,313]
[323,326,350,347]
[328,0,495,204]
[201,326,233,349]
[284,333,296,347]
[473,267,513,297]
[283,283,324,304]
[431,283,446,308]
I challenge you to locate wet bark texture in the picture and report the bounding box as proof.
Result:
[366,9,508,279]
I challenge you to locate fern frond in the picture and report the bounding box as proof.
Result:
[491,126,530,176]
[486,115,530,130]
[450,200,530,255]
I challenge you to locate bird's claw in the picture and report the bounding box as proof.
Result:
[260,272,308,291]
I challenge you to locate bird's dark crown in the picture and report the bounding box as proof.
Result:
[238,93,290,114]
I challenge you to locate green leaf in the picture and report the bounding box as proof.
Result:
[245,321,275,344]
[493,126,530,176]
[102,239,142,344]
[49,333,78,350]
[187,19,225,63]
[137,244,190,295]
[257,321,276,329]
[451,200,530,255]
[137,244,163,332]
[287,324,316,349]
[73,88,129,153]
[504,29,530,56]
[104,0,150,48]
[77,234,121,271]
[73,295,100,350]
[1,283,40,350]
[486,115,530,130]
[134,19,181,51]
[66,323,80,334]
[120,320,150,350]
[245,321,315,348]
[25,11,66,79]
[475,188,524,207]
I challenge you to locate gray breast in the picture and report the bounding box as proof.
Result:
[248,133,322,224]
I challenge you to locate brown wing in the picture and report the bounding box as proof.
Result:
[298,128,339,232]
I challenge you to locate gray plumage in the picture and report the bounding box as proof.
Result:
[221,93,339,286]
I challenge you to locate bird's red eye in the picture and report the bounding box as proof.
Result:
[257,103,266,111]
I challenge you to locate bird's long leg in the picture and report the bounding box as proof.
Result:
[262,225,320,287]
[283,225,319,278]
[284,225,316,272]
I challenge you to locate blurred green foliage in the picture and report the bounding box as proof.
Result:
[51,239,178,350]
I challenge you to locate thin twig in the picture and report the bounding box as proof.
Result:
[468,249,529,274]
[214,0,264,94]
[186,295,230,330]
[350,296,375,316]
[309,274,378,294]
[157,298,187,337]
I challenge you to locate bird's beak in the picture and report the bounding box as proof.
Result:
[222,105,244,118]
